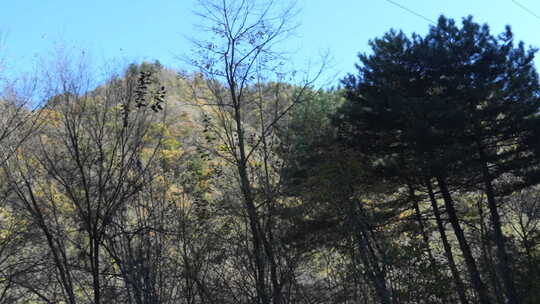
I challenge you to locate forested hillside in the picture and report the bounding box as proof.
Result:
[1,1,540,303]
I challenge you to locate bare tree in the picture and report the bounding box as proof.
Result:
[3,58,166,304]
[0,37,42,166]
[0,32,52,303]
[188,1,325,303]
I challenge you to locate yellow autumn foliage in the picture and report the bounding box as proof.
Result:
[36,109,62,128]
[399,209,414,219]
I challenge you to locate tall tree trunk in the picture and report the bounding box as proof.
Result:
[407,184,437,266]
[233,98,275,304]
[239,165,270,304]
[91,233,101,304]
[426,179,469,304]
[478,147,520,304]
[349,201,393,304]
[477,198,505,304]
[436,177,492,304]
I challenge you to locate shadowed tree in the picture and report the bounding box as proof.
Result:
[336,15,540,304]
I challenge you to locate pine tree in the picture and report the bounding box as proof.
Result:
[337,15,540,304]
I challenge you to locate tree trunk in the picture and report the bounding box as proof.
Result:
[477,198,505,304]
[426,179,469,304]
[407,184,437,266]
[232,96,275,304]
[436,176,492,304]
[478,155,520,304]
[91,233,101,304]
[349,201,393,304]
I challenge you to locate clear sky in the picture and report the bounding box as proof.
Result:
[2,0,540,86]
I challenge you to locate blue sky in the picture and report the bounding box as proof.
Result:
[2,0,540,86]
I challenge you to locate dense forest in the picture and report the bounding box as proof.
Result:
[1,1,540,303]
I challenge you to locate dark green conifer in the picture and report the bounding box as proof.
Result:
[337,15,540,304]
